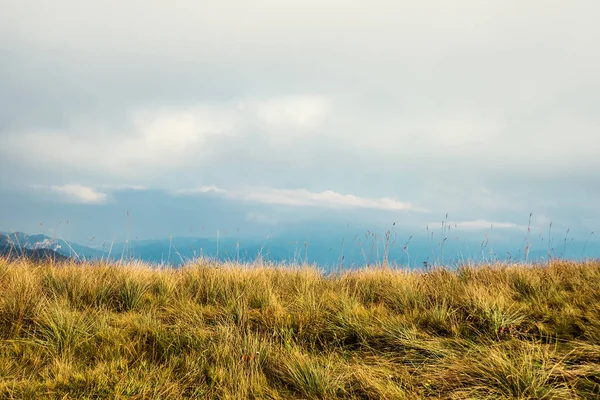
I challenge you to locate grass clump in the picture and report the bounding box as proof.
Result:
[0,257,599,398]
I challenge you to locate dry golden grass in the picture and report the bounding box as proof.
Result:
[0,257,599,399]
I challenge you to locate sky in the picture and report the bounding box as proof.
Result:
[1,1,599,252]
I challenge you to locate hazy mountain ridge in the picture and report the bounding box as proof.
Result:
[2,230,598,271]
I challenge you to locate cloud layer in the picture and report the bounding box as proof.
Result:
[1,0,599,240]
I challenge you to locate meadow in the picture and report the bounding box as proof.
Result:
[1,256,599,399]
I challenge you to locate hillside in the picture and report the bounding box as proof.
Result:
[1,257,599,398]
[0,234,69,262]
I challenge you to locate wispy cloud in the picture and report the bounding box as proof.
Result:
[435,219,524,231]
[31,184,107,204]
[95,184,148,191]
[177,185,419,212]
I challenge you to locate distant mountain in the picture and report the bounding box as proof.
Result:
[104,233,506,270]
[0,233,70,262]
[109,236,278,265]
[0,232,107,261]
[2,230,598,270]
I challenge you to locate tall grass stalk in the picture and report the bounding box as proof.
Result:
[0,257,598,398]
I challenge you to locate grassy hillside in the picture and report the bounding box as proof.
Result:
[1,257,599,399]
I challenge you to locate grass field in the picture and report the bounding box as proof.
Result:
[1,257,599,399]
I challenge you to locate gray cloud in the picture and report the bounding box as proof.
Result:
[1,0,599,239]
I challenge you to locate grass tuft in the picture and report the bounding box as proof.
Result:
[0,257,598,398]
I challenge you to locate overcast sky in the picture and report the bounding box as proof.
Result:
[1,1,599,245]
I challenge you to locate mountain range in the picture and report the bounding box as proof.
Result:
[1,230,598,271]
[0,232,69,262]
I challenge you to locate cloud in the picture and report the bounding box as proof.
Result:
[0,95,333,182]
[5,95,597,190]
[437,219,523,231]
[95,183,148,191]
[191,185,228,194]
[1,0,599,238]
[252,95,331,131]
[31,184,108,204]
[178,185,419,211]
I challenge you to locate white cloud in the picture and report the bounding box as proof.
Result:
[95,183,148,191]
[194,185,228,194]
[177,185,418,211]
[2,104,240,179]
[252,95,331,131]
[1,95,334,181]
[31,184,108,204]
[444,219,522,230]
